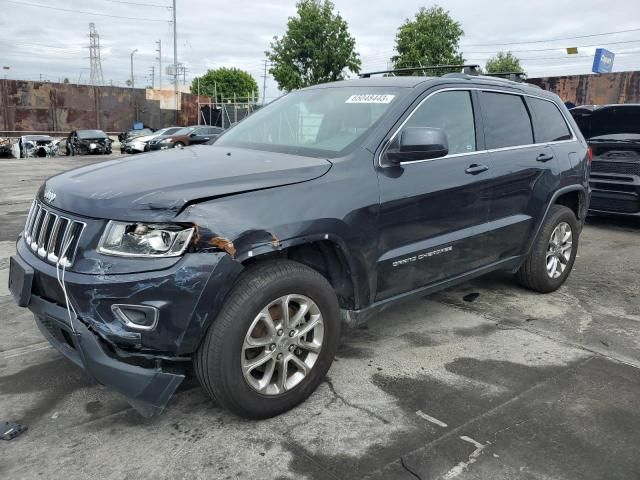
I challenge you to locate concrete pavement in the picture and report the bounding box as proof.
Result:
[1,156,639,479]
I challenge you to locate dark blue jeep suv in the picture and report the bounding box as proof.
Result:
[9,71,590,418]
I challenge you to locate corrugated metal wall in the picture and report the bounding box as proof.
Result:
[529,71,640,105]
[0,80,209,134]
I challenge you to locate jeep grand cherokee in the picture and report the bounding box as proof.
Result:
[9,71,590,418]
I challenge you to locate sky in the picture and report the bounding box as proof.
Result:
[1,0,640,101]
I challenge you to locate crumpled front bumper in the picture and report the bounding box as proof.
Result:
[10,238,243,417]
[30,294,184,417]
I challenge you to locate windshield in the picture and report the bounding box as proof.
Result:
[571,106,640,139]
[174,127,196,136]
[161,127,181,136]
[78,130,107,139]
[216,87,404,156]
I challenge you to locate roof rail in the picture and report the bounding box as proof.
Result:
[484,72,527,82]
[359,64,480,78]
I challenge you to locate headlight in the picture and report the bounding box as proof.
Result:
[98,221,194,257]
[159,138,174,144]
[89,143,97,149]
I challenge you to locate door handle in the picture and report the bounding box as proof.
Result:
[536,152,554,162]
[465,164,489,175]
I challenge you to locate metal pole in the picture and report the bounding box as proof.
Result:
[234,93,237,124]
[130,49,137,89]
[156,40,162,90]
[197,77,200,125]
[262,59,267,105]
[172,0,178,122]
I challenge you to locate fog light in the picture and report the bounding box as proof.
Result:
[111,304,159,331]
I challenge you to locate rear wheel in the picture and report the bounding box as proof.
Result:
[516,205,579,292]
[195,260,340,418]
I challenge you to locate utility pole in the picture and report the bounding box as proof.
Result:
[130,48,138,89]
[261,59,268,105]
[155,40,162,90]
[172,0,178,122]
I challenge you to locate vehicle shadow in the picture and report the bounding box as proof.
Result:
[585,214,640,231]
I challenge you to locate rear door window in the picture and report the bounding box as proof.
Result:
[528,98,572,142]
[480,92,533,149]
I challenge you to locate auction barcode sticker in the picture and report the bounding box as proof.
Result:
[345,94,395,104]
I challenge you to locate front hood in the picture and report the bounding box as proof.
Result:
[40,145,332,221]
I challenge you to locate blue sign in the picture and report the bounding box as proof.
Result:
[592,48,615,73]
[133,122,144,130]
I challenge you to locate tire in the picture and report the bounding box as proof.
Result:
[195,260,340,419]
[516,205,579,293]
[174,141,185,148]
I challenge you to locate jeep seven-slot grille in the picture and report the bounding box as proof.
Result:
[23,200,85,267]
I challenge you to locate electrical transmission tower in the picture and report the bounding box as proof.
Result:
[88,23,105,86]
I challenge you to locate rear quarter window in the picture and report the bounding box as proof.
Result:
[480,92,533,149]
[528,97,572,142]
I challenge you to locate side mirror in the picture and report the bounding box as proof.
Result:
[190,133,197,137]
[385,127,449,165]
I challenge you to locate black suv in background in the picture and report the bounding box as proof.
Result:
[571,104,640,216]
[66,130,112,155]
[9,71,590,419]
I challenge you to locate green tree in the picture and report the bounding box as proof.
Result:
[191,67,259,102]
[485,51,523,73]
[392,5,464,71]
[266,0,361,92]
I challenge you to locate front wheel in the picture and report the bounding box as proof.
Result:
[195,260,340,419]
[515,205,579,293]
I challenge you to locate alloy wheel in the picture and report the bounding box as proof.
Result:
[241,294,324,395]
[546,221,573,279]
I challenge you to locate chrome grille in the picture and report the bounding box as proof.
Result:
[23,200,85,267]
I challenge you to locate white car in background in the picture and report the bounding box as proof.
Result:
[122,127,182,154]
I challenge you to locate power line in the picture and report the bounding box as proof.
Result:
[461,27,640,47]
[102,0,169,7]
[465,38,640,54]
[0,0,169,22]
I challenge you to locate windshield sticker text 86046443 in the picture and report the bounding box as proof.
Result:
[345,94,395,104]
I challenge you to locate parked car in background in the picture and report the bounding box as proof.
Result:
[122,127,182,154]
[19,135,59,158]
[571,104,640,216]
[148,126,224,150]
[66,130,112,156]
[119,128,155,153]
[9,71,590,419]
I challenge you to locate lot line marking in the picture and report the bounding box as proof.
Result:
[442,436,488,479]
[416,410,448,427]
[2,343,51,359]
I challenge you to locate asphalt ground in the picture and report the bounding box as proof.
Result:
[1,155,639,479]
